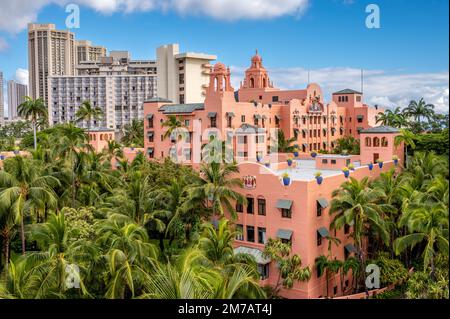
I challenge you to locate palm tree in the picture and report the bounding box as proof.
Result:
[0,205,15,274]
[22,211,91,298]
[53,124,88,206]
[271,129,296,153]
[121,119,144,147]
[17,97,48,150]
[394,200,448,279]
[329,177,392,291]
[161,115,185,140]
[315,255,331,297]
[404,98,435,130]
[376,107,406,128]
[96,217,159,299]
[187,162,246,220]
[75,101,104,134]
[0,156,59,254]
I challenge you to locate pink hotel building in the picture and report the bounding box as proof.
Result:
[143,52,404,299]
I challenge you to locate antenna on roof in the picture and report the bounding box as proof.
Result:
[307,69,310,85]
[361,69,364,94]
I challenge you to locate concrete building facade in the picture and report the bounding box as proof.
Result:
[28,23,76,104]
[76,40,107,63]
[7,80,28,120]
[0,71,4,125]
[156,44,216,104]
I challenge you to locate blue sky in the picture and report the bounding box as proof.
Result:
[0,0,448,114]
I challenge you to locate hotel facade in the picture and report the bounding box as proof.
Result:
[142,52,403,299]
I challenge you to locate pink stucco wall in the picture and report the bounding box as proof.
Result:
[229,160,397,299]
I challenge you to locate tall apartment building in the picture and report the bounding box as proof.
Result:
[28,23,77,104]
[156,44,216,104]
[0,72,4,125]
[48,51,156,131]
[7,80,28,120]
[76,40,107,63]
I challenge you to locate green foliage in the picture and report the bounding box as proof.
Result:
[332,136,360,155]
[371,253,409,286]
[405,255,449,299]
[264,238,311,296]
[121,119,144,147]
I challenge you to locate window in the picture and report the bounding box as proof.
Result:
[281,208,292,218]
[317,202,323,217]
[247,197,254,214]
[345,280,349,288]
[258,227,267,244]
[333,286,338,295]
[381,137,388,147]
[148,133,154,143]
[227,116,232,128]
[344,224,350,234]
[356,96,361,102]
[365,137,371,147]
[210,117,217,128]
[179,94,184,104]
[272,96,279,102]
[317,231,322,246]
[258,264,269,280]
[236,224,244,240]
[255,135,264,143]
[184,119,190,126]
[238,136,248,144]
[322,159,328,164]
[373,137,380,147]
[357,116,363,123]
[259,95,263,100]
[258,198,266,215]
[241,115,245,122]
[275,116,280,126]
[247,226,255,242]
[344,247,350,260]
[331,159,336,164]
[236,202,243,213]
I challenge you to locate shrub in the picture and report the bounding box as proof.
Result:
[371,253,408,286]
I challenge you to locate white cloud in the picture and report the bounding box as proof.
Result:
[0,37,8,51]
[15,68,29,86]
[0,0,309,34]
[230,65,449,113]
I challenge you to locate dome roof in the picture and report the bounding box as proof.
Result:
[251,49,262,63]
[213,62,226,72]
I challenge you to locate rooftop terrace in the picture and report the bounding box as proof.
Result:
[275,159,363,181]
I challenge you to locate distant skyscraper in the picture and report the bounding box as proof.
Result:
[7,80,28,120]
[28,23,76,104]
[76,40,107,64]
[48,51,156,131]
[156,44,216,104]
[0,71,4,125]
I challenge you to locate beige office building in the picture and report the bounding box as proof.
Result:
[0,72,4,125]
[28,23,76,104]
[7,80,28,120]
[76,40,107,63]
[156,44,216,104]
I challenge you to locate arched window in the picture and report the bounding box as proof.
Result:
[100,134,103,141]
[214,77,219,91]
[250,78,255,88]
[109,134,113,140]
[381,137,388,147]
[263,77,267,87]
[365,137,371,147]
[373,137,380,147]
